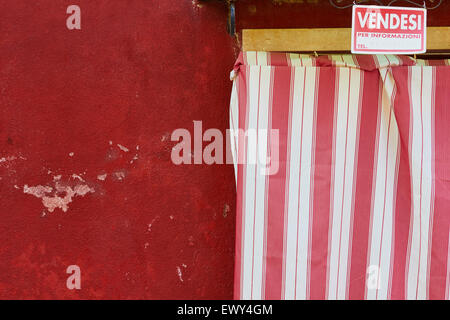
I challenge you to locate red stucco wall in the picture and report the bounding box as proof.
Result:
[0,0,236,299]
[0,0,449,299]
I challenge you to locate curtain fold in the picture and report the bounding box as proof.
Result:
[230,52,450,300]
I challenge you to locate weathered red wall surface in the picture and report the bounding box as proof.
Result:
[0,0,236,299]
[0,0,449,299]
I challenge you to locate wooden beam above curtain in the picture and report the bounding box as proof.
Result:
[242,27,450,52]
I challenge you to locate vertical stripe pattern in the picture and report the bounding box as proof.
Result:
[366,63,400,300]
[283,67,318,299]
[406,67,434,300]
[327,67,362,300]
[231,52,450,300]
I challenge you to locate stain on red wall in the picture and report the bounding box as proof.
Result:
[1,0,448,300]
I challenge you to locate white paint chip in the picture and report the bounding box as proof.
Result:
[130,154,139,164]
[69,152,74,157]
[71,174,85,182]
[176,264,188,282]
[117,144,129,152]
[147,216,160,232]
[176,266,184,282]
[97,173,107,181]
[114,171,126,181]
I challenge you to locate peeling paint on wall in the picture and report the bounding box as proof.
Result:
[0,155,26,166]
[23,181,95,213]
[176,266,184,282]
[113,171,126,181]
[117,144,129,152]
[147,215,160,232]
[97,173,107,181]
[0,156,17,163]
[71,174,85,182]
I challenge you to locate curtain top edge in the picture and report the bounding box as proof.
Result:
[233,52,450,72]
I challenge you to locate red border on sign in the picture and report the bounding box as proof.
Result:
[351,5,427,54]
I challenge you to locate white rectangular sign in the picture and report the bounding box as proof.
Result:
[351,5,427,54]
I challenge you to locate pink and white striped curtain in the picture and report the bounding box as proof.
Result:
[229,52,450,300]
